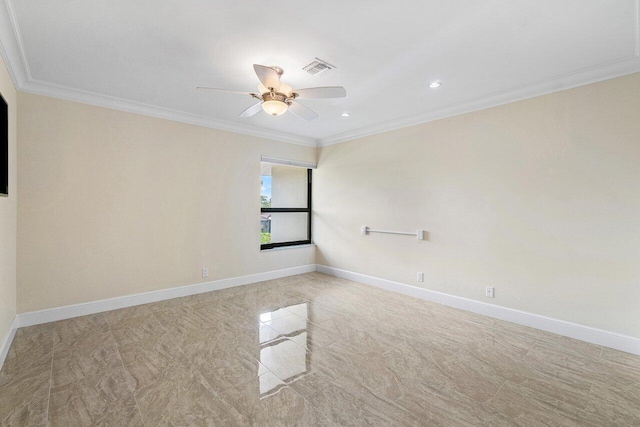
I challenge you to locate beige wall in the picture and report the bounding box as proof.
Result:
[17,93,316,313]
[315,72,640,338]
[0,56,17,341]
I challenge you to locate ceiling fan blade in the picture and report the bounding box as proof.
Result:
[288,102,319,121]
[197,87,253,96]
[238,102,263,118]
[253,64,281,91]
[293,86,346,99]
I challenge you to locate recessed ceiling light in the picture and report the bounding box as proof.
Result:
[341,112,350,117]
[429,81,441,89]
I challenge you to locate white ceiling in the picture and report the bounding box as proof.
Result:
[1,1,639,146]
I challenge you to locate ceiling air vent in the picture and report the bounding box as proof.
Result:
[303,58,336,77]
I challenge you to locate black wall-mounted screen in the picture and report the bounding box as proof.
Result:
[0,93,7,196]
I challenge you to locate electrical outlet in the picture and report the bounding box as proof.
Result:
[486,286,494,298]
[417,272,424,282]
[202,268,209,278]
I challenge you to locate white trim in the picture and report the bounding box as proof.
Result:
[17,264,316,328]
[317,56,640,146]
[0,316,18,370]
[19,79,317,147]
[19,57,640,149]
[316,265,640,356]
[260,156,317,169]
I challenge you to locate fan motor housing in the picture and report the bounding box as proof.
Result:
[262,92,290,104]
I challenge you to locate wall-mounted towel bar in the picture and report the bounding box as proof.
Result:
[361,226,425,240]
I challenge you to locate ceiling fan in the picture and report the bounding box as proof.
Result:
[197,64,346,121]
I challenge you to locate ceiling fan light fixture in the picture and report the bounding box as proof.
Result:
[198,64,345,121]
[261,92,289,116]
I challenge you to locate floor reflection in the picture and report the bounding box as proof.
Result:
[257,302,310,396]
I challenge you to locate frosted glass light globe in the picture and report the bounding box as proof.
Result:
[262,100,288,116]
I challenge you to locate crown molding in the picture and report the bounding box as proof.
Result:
[26,53,639,150]
[20,79,318,147]
[318,55,640,147]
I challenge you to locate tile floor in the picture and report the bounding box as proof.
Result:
[1,272,639,426]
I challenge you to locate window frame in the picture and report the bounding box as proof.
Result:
[261,168,312,250]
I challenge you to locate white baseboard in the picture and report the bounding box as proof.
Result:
[316,265,640,356]
[0,316,18,370]
[12,263,640,357]
[17,264,316,328]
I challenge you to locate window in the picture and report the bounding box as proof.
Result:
[260,161,312,250]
